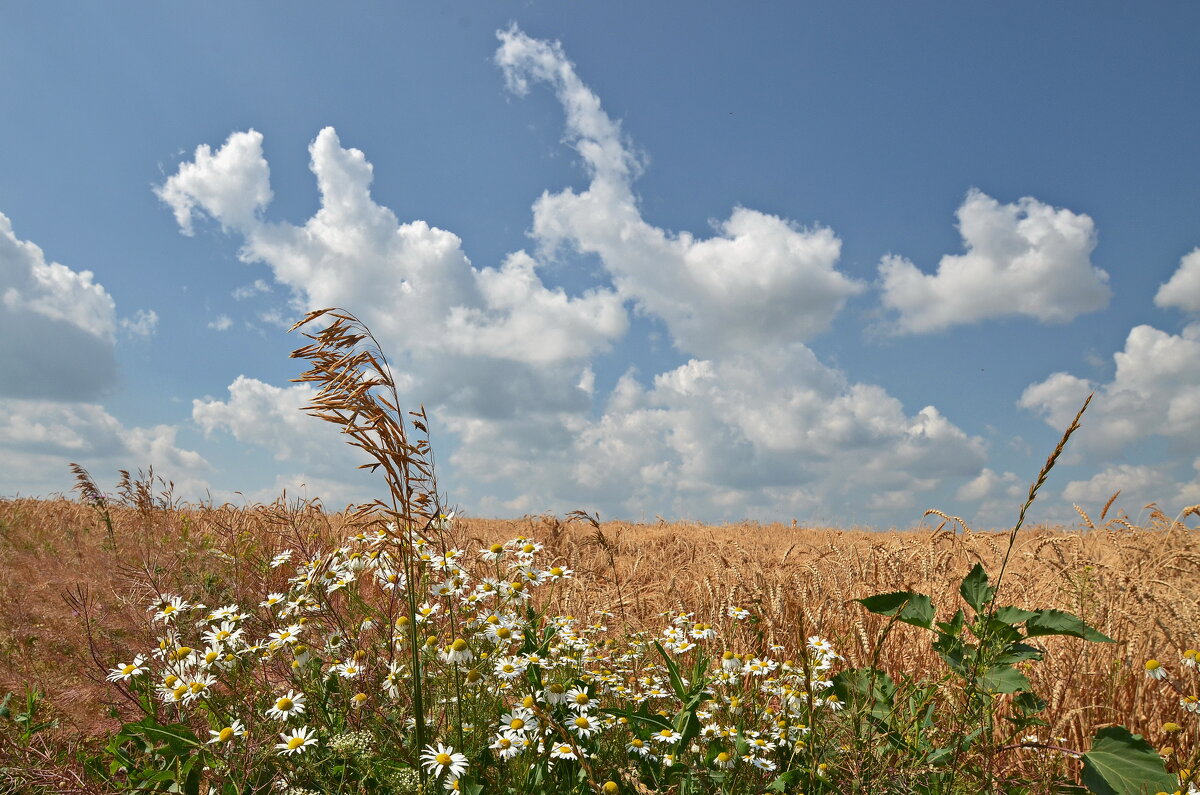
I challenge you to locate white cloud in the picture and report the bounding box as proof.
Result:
[157,27,992,524]
[496,26,864,359]
[1021,323,1200,457]
[0,211,118,399]
[232,278,271,300]
[120,308,158,338]
[208,314,233,331]
[878,189,1110,333]
[1155,248,1200,312]
[0,398,210,498]
[156,130,273,236]
[1021,322,1200,516]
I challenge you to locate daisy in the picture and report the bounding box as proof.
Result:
[565,686,593,711]
[275,726,318,756]
[420,743,469,780]
[269,549,294,568]
[1183,649,1198,669]
[208,719,246,745]
[265,689,307,720]
[481,542,506,562]
[490,731,524,759]
[570,713,600,738]
[440,638,474,665]
[260,593,286,609]
[549,742,580,761]
[493,655,527,680]
[1145,659,1168,680]
[712,750,735,769]
[107,654,147,682]
[332,661,363,679]
[153,595,190,624]
[727,606,750,620]
[651,727,680,745]
[627,737,653,758]
[499,707,534,735]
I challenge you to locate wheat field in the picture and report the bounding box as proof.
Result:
[1,494,1196,764]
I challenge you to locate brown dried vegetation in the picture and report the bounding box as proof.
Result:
[1,492,1196,761]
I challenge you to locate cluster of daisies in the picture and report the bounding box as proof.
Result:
[105,520,845,792]
[1145,649,1200,730]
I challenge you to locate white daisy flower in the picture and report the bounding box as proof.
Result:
[275,726,318,756]
[420,743,468,779]
[265,689,306,721]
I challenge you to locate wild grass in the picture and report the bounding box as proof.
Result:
[0,308,1196,793]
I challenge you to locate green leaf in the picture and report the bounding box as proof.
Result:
[959,563,996,613]
[1081,725,1176,795]
[764,768,805,792]
[857,591,935,629]
[978,665,1031,694]
[1026,610,1115,643]
[994,605,1038,624]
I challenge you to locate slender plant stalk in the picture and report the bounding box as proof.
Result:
[289,308,445,785]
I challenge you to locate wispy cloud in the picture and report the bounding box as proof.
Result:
[157,26,994,524]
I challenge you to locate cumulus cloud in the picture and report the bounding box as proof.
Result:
[1155,248,1200,312]
[1021,321,1200,514]
[155,130,273,236]
[496,25,864,359]
[0,398,210,498]
[0,211,118,400]
[208,314,233,331]
[878,189,1110,333]
[158,26,991,524]
[1021,323,1200,456]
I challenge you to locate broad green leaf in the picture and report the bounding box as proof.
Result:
[1081,725,1176,795]
[935,608,965,636]
[994,605,1038,624]
[857,591,935,629]
[959,563,995,613]
[1026,610,1115,643]
[978,665,1030,694]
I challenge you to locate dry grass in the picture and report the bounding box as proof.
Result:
[1,495,1196,762]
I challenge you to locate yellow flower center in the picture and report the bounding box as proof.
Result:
[603,783,619,794]
[218,727,235,742]
[189,681,205,694]
[172,685,187,700]
[276,697,293,711]
[522,544,535,554]
[1146,659,1161,671]
[175,646,192,659]
[575,716,590,728]
[510,718,525,730]
[436,752,452,765]
[163,675,179,687]
[451,638,469,652]
[631,739,644,748]
[496,627,512,639]
[717,752,731,763]
[575,693,590,705]
[216,630,230,640]
[490,543,504,554]
[121,664,136,675]
[205,651,219,664]
[288,736,304,750]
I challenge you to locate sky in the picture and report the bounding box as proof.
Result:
[2,3,1199,529]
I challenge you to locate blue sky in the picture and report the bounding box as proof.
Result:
[2,3,1198,528]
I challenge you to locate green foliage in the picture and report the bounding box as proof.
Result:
[1081,727,1176,795]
